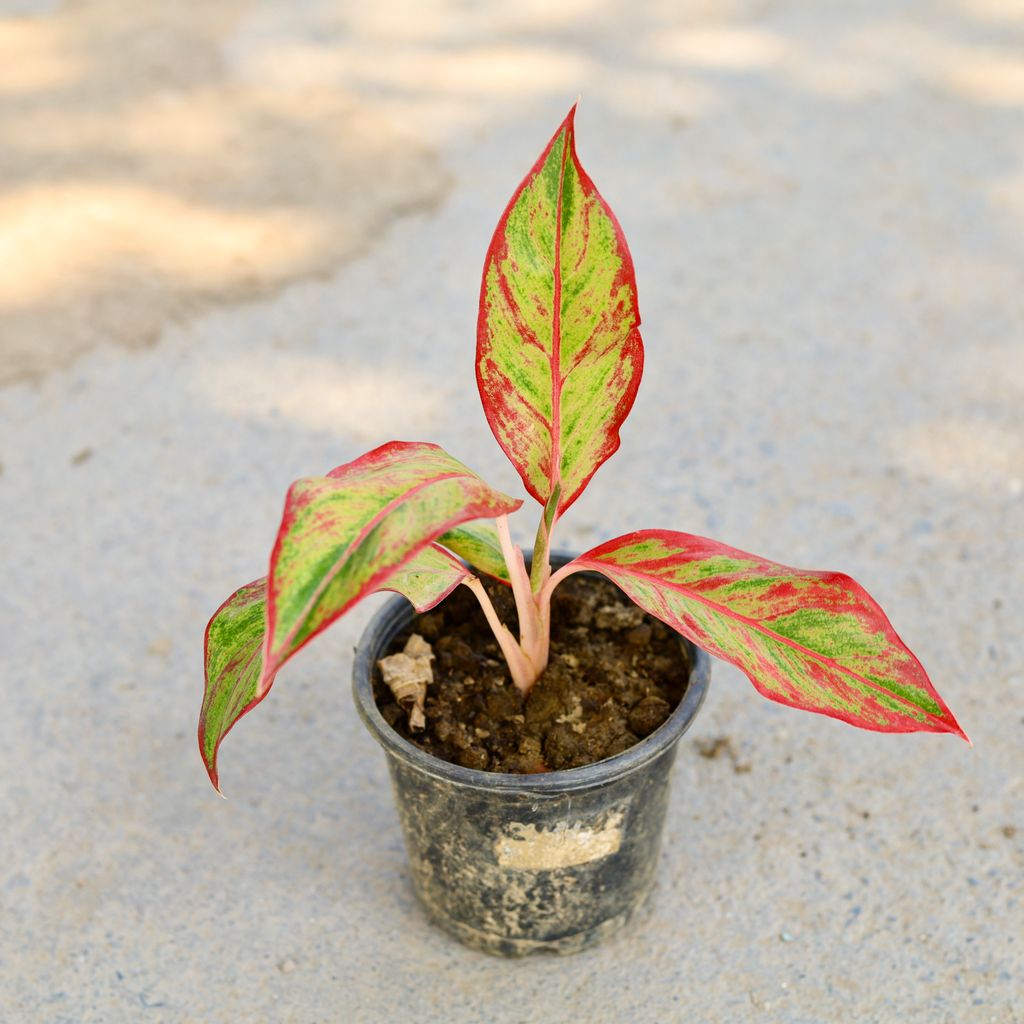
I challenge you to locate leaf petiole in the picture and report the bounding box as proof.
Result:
[462,576,536,692]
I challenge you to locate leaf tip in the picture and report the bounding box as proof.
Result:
[198,725,223,795]
[936,701,970,745]
[560,100,579,142]
[950,719,972,746]
[203,756,224,797]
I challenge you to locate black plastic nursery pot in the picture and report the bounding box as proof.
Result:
[352,553,711,957]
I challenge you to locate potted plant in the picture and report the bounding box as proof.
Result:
[199,105,967,956]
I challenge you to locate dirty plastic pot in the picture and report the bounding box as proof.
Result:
[353,552,711,956]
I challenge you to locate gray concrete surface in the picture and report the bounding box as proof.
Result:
[1,1,1022,1021]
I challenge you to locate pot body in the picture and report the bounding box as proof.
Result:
[352,554,711,956]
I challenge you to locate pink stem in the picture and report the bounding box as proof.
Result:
[543,559,584,598]
[534,559,587,665]
[495,515,541,654]
[463,577,535,692]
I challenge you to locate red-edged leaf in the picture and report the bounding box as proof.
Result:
[200,578,266,793]
[477,105,643,515]
[263,441,520,694]
[199,543,474,792]
[568,531,967,740]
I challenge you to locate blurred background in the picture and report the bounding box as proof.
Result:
[1,1,1021,1021]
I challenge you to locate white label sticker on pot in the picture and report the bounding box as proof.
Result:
[494,811,624,870]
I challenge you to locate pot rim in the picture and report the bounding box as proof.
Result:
[352,552,711,794]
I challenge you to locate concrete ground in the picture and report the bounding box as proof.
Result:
[1,1,1022,1021]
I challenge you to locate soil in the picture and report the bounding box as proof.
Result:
[373,573,692,774]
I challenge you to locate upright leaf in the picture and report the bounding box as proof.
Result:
[200,544,474,792]
[264,441,520,694]
[530,485,560,592]
[568,531,967,739]
[477,105,643,514]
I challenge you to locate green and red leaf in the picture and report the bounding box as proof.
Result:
[437,521,511,583]
[567,531,967,740]
[200,544,477,792]
[378,543,474,608]
[199,441,520,791]
[200,578,267,792]
[477,105,643,515]
[264,441,519,691]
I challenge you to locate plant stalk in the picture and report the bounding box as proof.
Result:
[495,514,548,691]
[463,577,536,692]
[467,513,575,695]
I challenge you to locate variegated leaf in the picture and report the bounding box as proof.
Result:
[200,578,267,793]
[378,543,473,606]
[264,441,520,693]
[477,105,643,514]
[200,543,473,792]
[438,521,511,582]
[569,531,966,739]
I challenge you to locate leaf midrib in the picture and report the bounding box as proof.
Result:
[548,126,570,500]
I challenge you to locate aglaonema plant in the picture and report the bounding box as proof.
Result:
[200,105,967,794]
